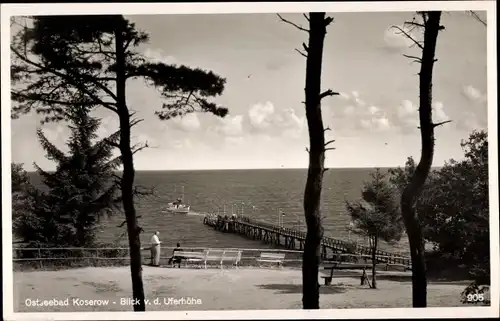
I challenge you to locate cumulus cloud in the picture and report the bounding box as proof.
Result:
[167,138,194,150]
[214,115,244,136]
[368,105,380,115]
[248,101,275,130]
[393,99,450,131]
[338,91,366,108]
[142,47,178,65]
[396,99,419,129]
[359,116,391,132]
[96,115,120,138]
[456,111,486,131]
[462,85,487,104]
[433,101,448,123]
[169,113,201,132]
[247,101,306,139]
[328,91,451,135]
[326,91,394,133]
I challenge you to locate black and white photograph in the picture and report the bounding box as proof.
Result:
[2,1,498,320]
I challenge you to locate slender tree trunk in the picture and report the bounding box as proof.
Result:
[115,24,146,312]
[400,11,442,308]
[302,12,329,309]
[371,236,378,289]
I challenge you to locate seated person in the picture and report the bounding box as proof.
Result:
[168,243,183,267]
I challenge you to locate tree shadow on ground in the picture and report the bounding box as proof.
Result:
[257,283,346,295]
[362,274,472,286]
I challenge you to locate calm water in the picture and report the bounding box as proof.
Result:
[27,168,410,254]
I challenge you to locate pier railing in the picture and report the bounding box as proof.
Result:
[203,214,412,268]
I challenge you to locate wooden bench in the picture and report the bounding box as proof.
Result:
[220,250,242,269]
[256,252,286,268]
[172,251,206,268]
[321,262,338,285]
[203,249,242,269]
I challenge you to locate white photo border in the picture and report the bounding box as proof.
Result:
[2,1,498,320]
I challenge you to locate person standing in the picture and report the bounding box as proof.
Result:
[150,231,161,266]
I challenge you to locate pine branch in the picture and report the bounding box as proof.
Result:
[132,142,150,155]
[11,46,118,113]
[295,48,308,58]
[324,16,334,27]
[325,140,335,147]
[320,89,340,100]
[36,128,67,163]
[277,13,310,33]
[469,11,487,26]
[402,54,423,64]
[432,120,452,128]
[390,26,424,50]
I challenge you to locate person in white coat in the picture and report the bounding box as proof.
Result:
[150,231,161,266]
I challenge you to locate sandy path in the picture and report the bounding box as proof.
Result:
[13,266,472,312]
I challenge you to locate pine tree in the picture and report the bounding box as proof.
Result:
[277,12,339,309]
[11,16,228,310]
[11,163,41,244]
[392,11,447,307]
[29,106,121,247]
[345,169,404,289]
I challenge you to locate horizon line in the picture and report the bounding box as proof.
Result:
[24,165,444,173]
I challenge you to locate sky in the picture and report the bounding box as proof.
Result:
[10,11,489,171]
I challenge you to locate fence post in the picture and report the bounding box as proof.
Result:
[38,249,43,269]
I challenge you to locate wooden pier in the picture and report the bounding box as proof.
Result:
[203,214,411,269]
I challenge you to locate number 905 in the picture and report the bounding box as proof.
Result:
[467,293,485,302]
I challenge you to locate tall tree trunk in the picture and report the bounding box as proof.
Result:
[115,25,146,312]
[302,12,329,310]
[400,11,442,308]
[371,236,377,289]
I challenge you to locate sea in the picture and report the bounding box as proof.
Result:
[26,168,410,255]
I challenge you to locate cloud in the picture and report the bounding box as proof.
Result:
[338,91,367,108]
[359,116,391,132]
[214,115,244,136]
[395,99,419,129]
[328,91,452,135]
[462,85,487,104]
[368,105,380,115]
[96,115,120,138]
[433,101,448,123]
[142,47,178,65]
[169,113,201,132]
[248,101,275,129]
[393,99,450,131]
[455,111,486,132]
[247,101,306,139]
[167,138,195,150]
